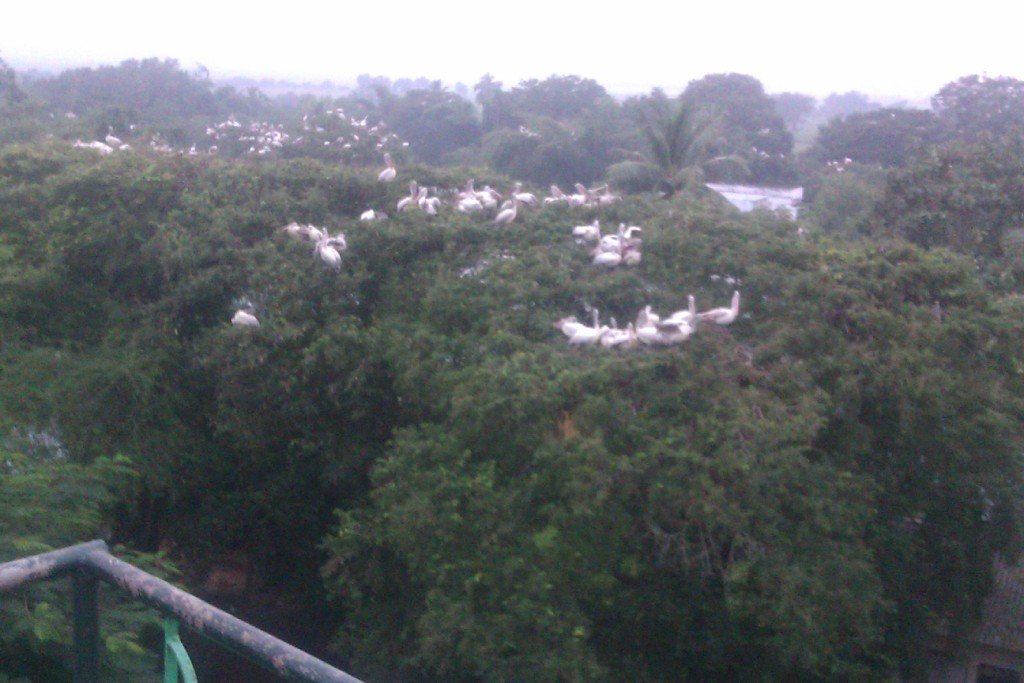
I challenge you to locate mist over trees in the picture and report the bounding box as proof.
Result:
[3,57,1024,682]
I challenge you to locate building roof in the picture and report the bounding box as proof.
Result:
[705,183,803,218]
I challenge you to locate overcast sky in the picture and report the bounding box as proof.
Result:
[3,1,1021,102]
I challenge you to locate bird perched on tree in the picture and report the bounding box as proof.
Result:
[378,152,396,182]
[231,309,260,328]
[698,291,741,326]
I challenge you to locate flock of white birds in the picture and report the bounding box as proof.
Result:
[70,107,410,159]
[217,151,740,343]
[553,291,740,350]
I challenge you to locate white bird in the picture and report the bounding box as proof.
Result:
[105,126,123,148]
[637,305,660,328]
[622,249,642,267]
[635,307,693,345]
[417,187,441,215]
[231,309,260,328]
[553,316,585,338]
[568,183,592,207]
[456,179,485,213]
[545,185,568,204]
[360,209,386,221]
[598,234,624,253]
[572,220,600,244]
[698,291,741,326]
[554,313,607,346]
[315,241,343,270]
[592,248,622,268]
[655,319,694,345]
[594,186,620,206]
[511,182,538,207]
[378,152,396,182]
[74,139,114,154]
[477,185,502,210]
[457,194,484,213]
[283,223,325,242]
[663,295,697,327]
[495,197,519,225]
[567,323,610,346]
[397,181,419,212]
[321,230,347,251]
[281,221,306,239]
[602,322,637,349]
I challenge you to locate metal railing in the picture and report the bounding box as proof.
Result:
[0,540,365,683]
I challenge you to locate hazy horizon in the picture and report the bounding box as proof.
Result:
[4,0,1020,103]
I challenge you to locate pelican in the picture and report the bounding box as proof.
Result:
[360,209,386,221]
[477,185,502,210]
[602,322,637,349]
[553,316,585,338]
[378,152,396,182]
[321,230,347,252]
[554,313,607,346]
[301,224,326,242]
[457,194,484,213]
[417,187,441,215]
[315,241,343,270]
[635,311,692,346]
[572,220,600,244]
[595,186,620,206]
[568,183,592,207]
[74,139,114,154]
[495,197,519,225]
[636,305,661,329]
[567,323,609,346]
[105,126,123,148]
[663,295,697,327]
[698,291,741,326]
[397,181,419,212]
[511,182,538,207]
[456,179,485,213]
[281,221,305,238]
[232,309,260,328]
[592,248,622,268]
[281,222,325,242]
[545,185,568,204]
[655,319,694,345]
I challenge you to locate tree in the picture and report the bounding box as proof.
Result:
[474,73,516,132]
[507,75,615,121]
[932,74,1024,141]
[804,164,888,237]
[874,130,1024,288]
[771,92,816,134]
[320,204,1024,681]
[683,73,796,184]
[0,57,25,105]
[817,91,881,121]
[808,107,947,167]
[381,85,481,165]
[608,89,737,196]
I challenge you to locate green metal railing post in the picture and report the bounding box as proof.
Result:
[0,541,365,683]
[71,567,99,683]
[164,617,198,683]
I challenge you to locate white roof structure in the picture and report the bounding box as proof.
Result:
[706,183,803,218]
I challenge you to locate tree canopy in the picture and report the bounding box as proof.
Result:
[2,59,1024,682]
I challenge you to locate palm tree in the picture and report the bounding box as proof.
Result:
[608,90,745,197]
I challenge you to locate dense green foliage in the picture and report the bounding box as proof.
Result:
[808,108,947,168]
[2,60,1024,682]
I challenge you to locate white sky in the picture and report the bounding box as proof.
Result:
[3,1,1022,102]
